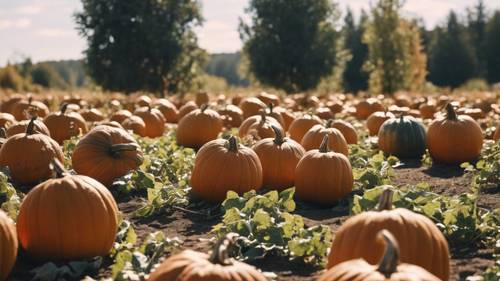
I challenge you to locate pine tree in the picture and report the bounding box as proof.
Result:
[467,0,488,77]
[342,9,368,93]
[485,11,500,83]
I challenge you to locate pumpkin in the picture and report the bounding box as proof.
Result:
[17,160,119,260]
[122,115,148,137]
[325,100,344,114]
[80,108,105,122]
[355,98,384,119]
[246,112,283,140]
[457,107,486,119]
[11,97,50,121]
[266,103,285,127]
[319,230,440,281]
[419,102,437,119]
[494,125,500,141]
[0,95,23,113]
[177,105,223,149]
[378,115,427,159]
[274,107,295,131]
[134,106,166,138]
[135,95,152,107]
[178,101,198,120]
[366,111,395,136]
[155,99,179,123]
[93,121,124,130]
[427,104,483,164]
[295,135,353,205]
[240,97,267,119]
[252,126,305,190]
[330,120,357,144]
[0,128,5,149]
[190,136,263,202]
[239,114,282,138]
[72,126,143,186]
[288,114,322,142]
[43,103,88,144]
[257,91,280,106]
[5,116,51,137]
[327,188,450,280]
[0,118,64,186]
[301,121,349,156]
[195,92,210,107]
[110,109,132,124]
[0,210,17,281]
[316,107,334,120]
[0,113,16,129]
[148,234,267,281]
[218,104,244,128]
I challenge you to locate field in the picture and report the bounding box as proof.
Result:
[0,90,499,281]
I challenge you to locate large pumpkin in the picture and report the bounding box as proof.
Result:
[319,230,439,281]
[72,126,143,186]
[301,122,349,156]
[287,114,322,142]
[0,118,64,186]
[134,106,166,138]
[11,97,50,121]
[0,210,18,281]
[366,111,395,136]
[43,103,88,144]
[327,188,450,280]
[330,120,358,144]
[5,116,50,137]
[17,160,119,261]
[378,115,427,159]
[148,234,267,281]
[191,136,263,203]
[252,126,305,190]
[427,104,483,164]
[295,135,353,205]
[177,105,223,149]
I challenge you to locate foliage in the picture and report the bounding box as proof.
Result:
[31,63,68,89]
[0,64,27,91]
[204,52,250,86]
[342,9,369,93]
[352,184,500,246]
[30,259,102,281]
[240,0,342,93]
[75,0,205,94]
[462,141,500,191]
[212,188,332,267]
[63,136,79,169]
[0,168,22,220]
[485,11,500,83]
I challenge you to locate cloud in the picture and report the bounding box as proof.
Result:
[0,18,32,30]
[14,3,46,15]
[196,20,242,53]
[35,28,72,37]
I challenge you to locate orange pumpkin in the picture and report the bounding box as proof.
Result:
[327,188,450,280]
[325,100,344,114]
[0,95,23,113]
[239,114,282,138]
[252,126,305,190]
[17,160,118,260]
[274,107,295,131]
[0,210,18,281]
[301,121,349,156]
[419,102,437,119]
[93,121,124,130]
[0,118,64,186]
[355,98,384,119]
[72,126,143,186]
[11,97,50,121]
[316,107,334,120]
[494,125,500,141]
[319,230,440,281]
[148,234,267,281]
[330,120,358,144]
[110,109,133,124]
[43,103,88,144]
[246,112,283,140]
[190,136,263,202]
[155,99,179,123]
[257,91,280,106]
[178,101,198,120]
[295,135,353,205]
[240,97,267,119]
[177,105,223,149]
[80,108,105,122]
[135,95,152,107]
[218,104,244,128]
[134,106,166,138]
[0,113,16,129]
[266,103,285,127]
[195,92,210,107]
[427,104,483,164]
[366,111,395,136]
[287,114,322,142]
[5,116,51,137]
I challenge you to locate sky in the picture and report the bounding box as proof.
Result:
[1,0,499,66]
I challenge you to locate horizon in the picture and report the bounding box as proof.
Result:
[1,0,499,66]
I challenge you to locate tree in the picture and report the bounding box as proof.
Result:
[240,0,341,93]
[485,11,500,83]
[342,9,368,93]
[75,0,205,94]
[428,11,477,88]
[0,64,26,91]
[363,0,426,94]
[467,0,488,77]
[31,63,68,89]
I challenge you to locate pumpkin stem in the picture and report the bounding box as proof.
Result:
[25,116,37,136]
[377,229,400,278]
[319,134,329,153]
[227,136,239,152]
[259,111,267,125]
[445,103,458,120]
[377,187,394,211]
[272,125,284,145]
[60,103,69,114]
[0,128,5,139]
[268,103,274,114]
[325,119,334,128]
[51,159,68,178]
[109,144,138,158]
[200,104,209,113]
[28,96,33,105]
[210,233,239,266]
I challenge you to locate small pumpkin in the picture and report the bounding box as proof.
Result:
[427,104,483,164]
[252,126,305,190]
[287,114,322,142]
[93,120,124,130]
[195,91,210,107]
[240,97,267,119]
[43,103,88,144]
[295,135,353,205]
[178,101,198,120]
[0,118,64,186]
[0,210,17,281]
[327,188,450,280]
[134,106,166,138]
[266,103,285,127]
[148,234,267,281]
[17,160,119,260]
[366,110,395,136]
[330,120,357,144]
[177,105,223,149]
[0,113,16,129]
[80,108,105,122]
[419,102,437,119]
[355,98,384,119]
[155,99,179,123]
[0,95,23,113]
[218,104,244,128]
[239,114,282,138]
[315,107,334,120]
[301,120,349,156]
[110,109,133,124]
[246,112,283,140]
[319,230,440,281]
[135,95,152,107]
[257,91,280,106]
[5,116,51,137]
[190,136,263,203]
[378,115,427,159]
[11,97,50,121]
[72,126,143,186]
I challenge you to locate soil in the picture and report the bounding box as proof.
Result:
[8,161,497,281]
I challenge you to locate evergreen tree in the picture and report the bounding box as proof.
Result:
[342,9,368,93]
[467,0,488,77]
[31,63,68,89]
[485,11,500,83]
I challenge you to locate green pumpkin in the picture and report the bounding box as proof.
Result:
[378,115,426,158]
